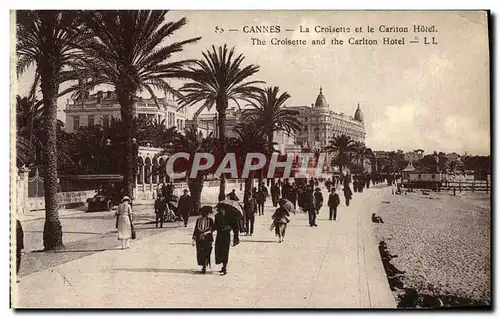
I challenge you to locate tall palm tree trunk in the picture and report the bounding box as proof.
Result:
[217,108,227,202]
[266,129,274,186]
[188,177,204,215]
[40,67,63,250]
[338,150,344,176]
[117,89,136,198]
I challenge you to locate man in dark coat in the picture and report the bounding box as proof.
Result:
[281,179,291,199]
[343,185,353,207]
[328,188,341,220]
[16,219,24,282]
[304,187,317,227]
[178,189,194,227]
[325,179,332,192]
[214,205,239,275]
[287,183,298,209]
[244,190,257,235]
[256,187,266,216]
[271,183,280,207]
[313,188,324,215]
[154,196,166,228]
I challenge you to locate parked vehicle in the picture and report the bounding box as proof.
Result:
[86,183,122,212]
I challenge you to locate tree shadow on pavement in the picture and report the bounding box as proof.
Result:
[113,268,218,275]
[240,239,278,243]
[32,247,123,253]
[25,230,104,235]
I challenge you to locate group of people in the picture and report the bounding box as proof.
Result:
[189,175,359,274]
[154,189,194,228]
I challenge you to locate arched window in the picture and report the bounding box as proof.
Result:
[152,157,159,184]
[137,157,144,184]
[159,158,166,183]
[145,157,152,184]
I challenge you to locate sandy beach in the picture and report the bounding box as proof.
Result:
[374,190,491,307]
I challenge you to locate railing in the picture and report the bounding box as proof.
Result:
[441,180,490,193]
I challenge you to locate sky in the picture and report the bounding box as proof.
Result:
[16,10,490,156]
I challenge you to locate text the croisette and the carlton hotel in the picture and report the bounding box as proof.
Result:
[214,24,438,46]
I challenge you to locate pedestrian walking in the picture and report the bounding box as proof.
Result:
[271,206,290,243]
[244,190,257,235]
[256,187,266,216]
[178,189,194,227]
[313,187,324,215]
[16,219,24,283]
[271,183,280,207]
[154,196,166,228]
[325,179,332,192]
[304,187,317,227]
[214,205,239,275]
[343,185,353,207]
[328,188,341,220]
[116,196,134,249]
[281,179,291,199]
[192,206,214,274]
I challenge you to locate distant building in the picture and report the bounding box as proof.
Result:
[185,118,216,138]
[194,107,297,154]
[64,90,187,133]
[404,149,425,162]
[286,87,366,149]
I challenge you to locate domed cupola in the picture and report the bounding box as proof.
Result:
[354,103,364,122]
[314,87,328,108]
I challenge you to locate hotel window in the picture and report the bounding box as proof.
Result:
[88,115,94,127]
[73,115,80,131]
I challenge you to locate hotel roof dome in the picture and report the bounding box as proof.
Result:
[314,87,328,108]
[354,103,364,122]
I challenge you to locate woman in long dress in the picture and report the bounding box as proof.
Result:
[116,196,133,249]
[272,206,290,243]
[192,206,214,274]
[214,206,239,275]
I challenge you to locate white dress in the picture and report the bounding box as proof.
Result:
[116,202,132,240]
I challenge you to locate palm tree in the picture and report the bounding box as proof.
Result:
[177,44,263,201]
[243,86,301,184]
[352,141,367,173]
[231,122,272,198]
[325,134,356,176]
[63,10,200,199]
[161,127,215,215]
[364,147,375,173]
[243,86,301,152]
[387,151,400,175]
[146,117,178,148]
[16,11,89,250]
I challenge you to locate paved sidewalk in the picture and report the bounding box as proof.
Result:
[13,186,396,308]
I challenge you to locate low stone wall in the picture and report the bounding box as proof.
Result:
[28,190,96,211]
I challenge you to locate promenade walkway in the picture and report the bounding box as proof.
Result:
[13,186,395,308]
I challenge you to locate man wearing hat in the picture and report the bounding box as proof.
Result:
[178,189,194,227]
[154,196,166,228]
